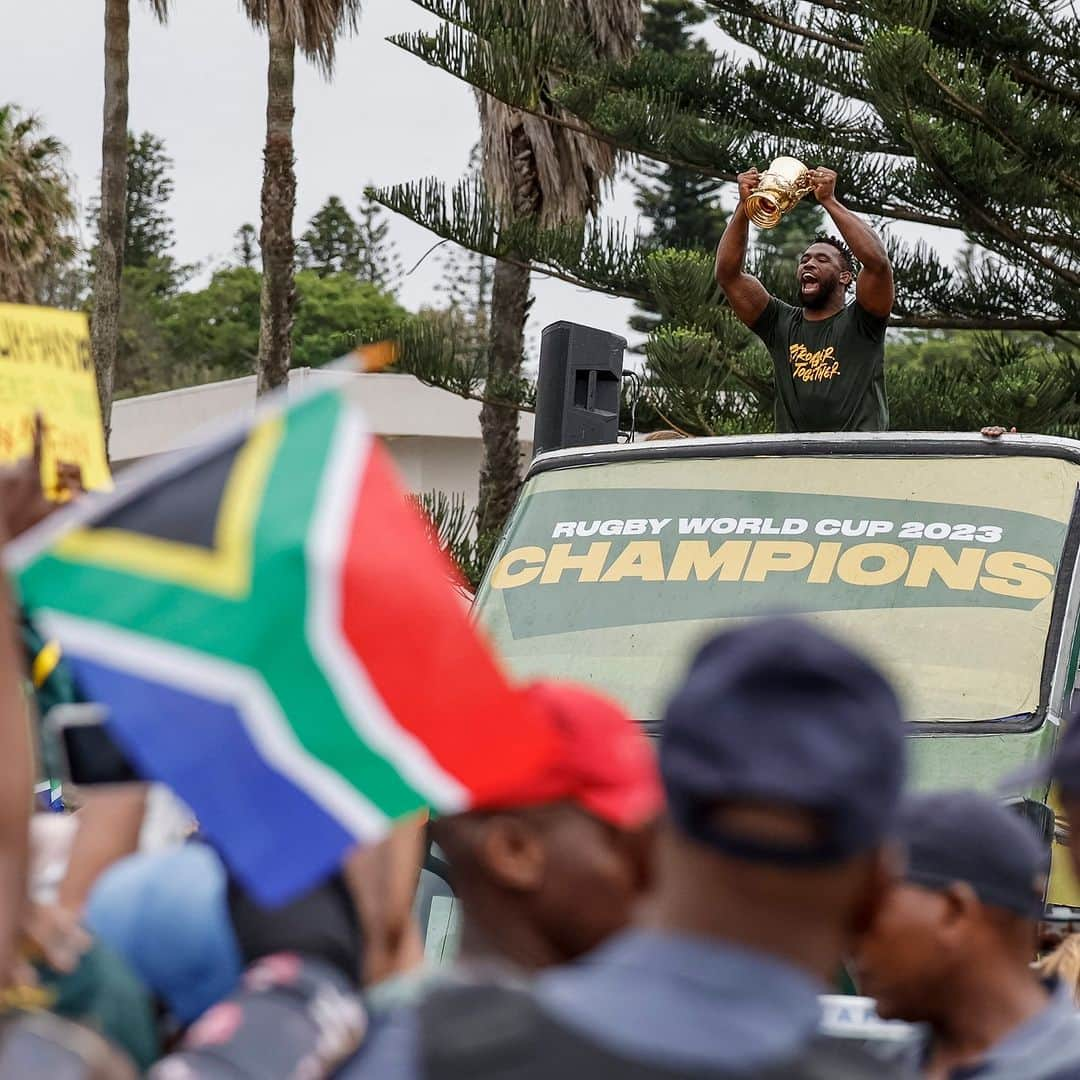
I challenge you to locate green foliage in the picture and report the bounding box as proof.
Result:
[298,195,362,276]
[887,335,1080,434]
[353,307,535,410]
[435,240,494,340]
[158,267,262,380]
[0,104,78,305]
[292,270,405,367]
[114,265,191,398]
[88,131,189,296]
[631,0,728,336]
[355,195,404,293]
[432,147,494,342]
[114,267,405,398]
[297,194,403,291]
[372,176,651,300]
[639,329,1080,438]
[642,0,707,53]
[642,321,773,435]
[411,489,493,590]
[377,0,1080,440]
[233,223,260,269]
[123,132,175,270]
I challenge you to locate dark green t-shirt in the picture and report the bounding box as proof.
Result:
[751,297,889,433]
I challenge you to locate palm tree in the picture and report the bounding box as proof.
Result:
[476,0,640,541]
[239,1,363,395]
[92,0,170,443]
[0,105,76,304]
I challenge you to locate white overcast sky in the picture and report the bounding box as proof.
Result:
[1,0,641,353]
[2,0,959,354]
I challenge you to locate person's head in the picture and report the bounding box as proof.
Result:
[431,679,663,969]
[797,233,855,310]
[856,792,1048,1024]
[656,617,906,981]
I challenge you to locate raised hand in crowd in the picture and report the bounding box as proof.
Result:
[0,415,54,540]
[0,415,86,540]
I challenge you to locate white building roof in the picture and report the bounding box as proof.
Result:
[109,368,535,463]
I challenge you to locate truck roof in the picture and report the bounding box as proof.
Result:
[528,431,1080,480]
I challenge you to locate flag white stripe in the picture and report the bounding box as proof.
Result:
[37,611,387,839]
[305,406,468,811]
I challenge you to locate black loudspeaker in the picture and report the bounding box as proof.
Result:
[534,321,626,456]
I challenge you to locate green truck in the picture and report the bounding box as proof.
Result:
[471,431,1080,911]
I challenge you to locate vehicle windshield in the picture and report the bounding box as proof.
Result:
[473,452,1076,724]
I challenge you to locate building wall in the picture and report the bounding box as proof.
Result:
[384,436,496,507]
[109,370,534,515]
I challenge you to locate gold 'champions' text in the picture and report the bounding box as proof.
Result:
[490,539,1053,603]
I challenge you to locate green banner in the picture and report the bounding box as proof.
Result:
[490,488,1067,639]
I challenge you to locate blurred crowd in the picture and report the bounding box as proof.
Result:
[2,437,1080,1079]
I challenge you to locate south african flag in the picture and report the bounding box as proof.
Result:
[8,388,556,903]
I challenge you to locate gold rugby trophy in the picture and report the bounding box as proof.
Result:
[745,156,813,229]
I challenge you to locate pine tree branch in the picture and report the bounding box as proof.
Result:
[400,36,1072,245]
[370,177,653,302]
[704,0,864,54]
[399,46,966,231]
[390,10,1072,247]
[920,68,1080,198]
[1005,62,1080,108]
[905,119,1080,291]
[383,0,1080,341]
[898,315,1079,331]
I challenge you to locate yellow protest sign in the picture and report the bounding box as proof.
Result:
[0,304,111,494]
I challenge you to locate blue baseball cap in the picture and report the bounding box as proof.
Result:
[660,617,906,864]
[86,842,243,1024]
[896,792,1049,919]
[1006,707,1080,798]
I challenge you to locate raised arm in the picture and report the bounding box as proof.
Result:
[714,169,771,328]
[809,168,894,319]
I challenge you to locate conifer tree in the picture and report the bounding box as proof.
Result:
[297,195,362,277]
[233,224,260,269]
[354,193,403,294]
[298,193,403,290]
[368,0,1079,438]
[630,0,727,337]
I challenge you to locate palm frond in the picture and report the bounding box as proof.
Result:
[0,105,77,304]
[238,0,364,70]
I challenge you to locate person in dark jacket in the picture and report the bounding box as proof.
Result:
[856,792,1080,1080]
[343,617,911,1080]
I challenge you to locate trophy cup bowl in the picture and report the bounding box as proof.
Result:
[745,156,813,229]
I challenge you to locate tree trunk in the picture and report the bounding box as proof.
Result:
[477,117,540,541]
[477,257,529,539]
[91,0,129,445]
[256,3,296,396]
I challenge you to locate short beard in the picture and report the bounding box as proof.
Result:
[800,284,834,310]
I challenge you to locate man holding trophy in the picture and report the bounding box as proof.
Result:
[715,161,894,433]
